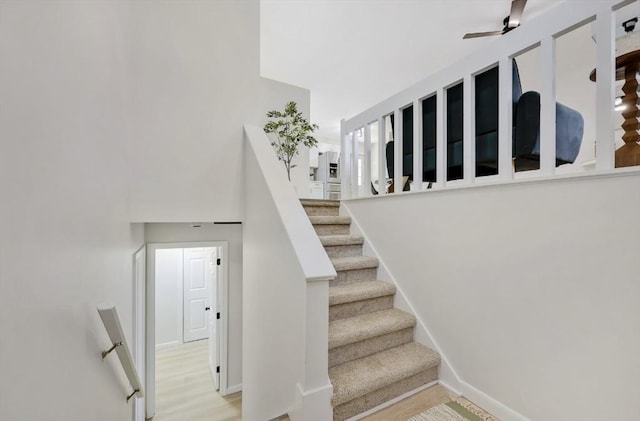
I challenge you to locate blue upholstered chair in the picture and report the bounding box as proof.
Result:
[512,61,584,171]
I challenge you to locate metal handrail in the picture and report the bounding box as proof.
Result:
[98,306,145,402]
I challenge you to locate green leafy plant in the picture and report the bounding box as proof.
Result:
[264,101,319,181]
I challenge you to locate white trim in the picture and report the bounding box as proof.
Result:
[343,167,640,203]
[377,116,386,195]
[289,382,333,421]
[154,341,181,351]
[498,57,513,181]
[458,380,530,421]
[346,380,439,421]
[393,108,402,194]
[343,208,461,390]
[343,206,544,421]
[539,35,556,176]
[226,384,242,394]
[364,123,372,197]
[145,240,231,417]
[462,74,474,185]
[412,99,423,190]
[595,7,616,170]
[132,246,147,421]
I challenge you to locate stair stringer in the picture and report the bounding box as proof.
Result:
[339,203,461,393]
[340,203,532,421]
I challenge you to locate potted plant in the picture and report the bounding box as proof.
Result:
[264,101,319,181]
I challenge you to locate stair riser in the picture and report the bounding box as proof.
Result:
[313,224,350,236]
[329,327,414,368]
[303,206,339,217]
[331,268,377,286]
[333,367,439,421]
[324,244,363,259]
[329,295,394,322]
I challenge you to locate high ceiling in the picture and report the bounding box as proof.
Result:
[260,0,559,142]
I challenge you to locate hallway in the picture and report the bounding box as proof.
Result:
[152,341,241,421]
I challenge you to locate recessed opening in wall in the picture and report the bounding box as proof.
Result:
[475,66,500,177]
[382,113,394,192]
[369,120,380,195]
[555,19,597,174]
[612,1,640,169]
[422,94,437,187]
[387,106,413,192]
[512,44,543,176]
[446,82,464,181]
[144,240,234,421]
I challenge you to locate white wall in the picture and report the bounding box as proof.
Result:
[344,172,640,420]
[0,1,145,420]
[2,1,308,417]
[144,224,243,390]
[155,249,184,347]
[125,0,311,222]
[243,137,307,421]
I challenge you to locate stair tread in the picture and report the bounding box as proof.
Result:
[329,308,415,349]
[330,342,440,407]
[309,215,351,225]
[300,199,340,207]
[300,199,340,206]
[331,256,379,271]
[320,235,364,247]
[329,280,396,306]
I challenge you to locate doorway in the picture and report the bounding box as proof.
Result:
[145,241,229,420]
[155,247,217,347]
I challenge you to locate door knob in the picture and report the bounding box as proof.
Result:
[205,306,211,311]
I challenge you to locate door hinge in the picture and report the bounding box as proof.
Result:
[216,258,221,265]
[216,312,220,319]
[216,366,220,373]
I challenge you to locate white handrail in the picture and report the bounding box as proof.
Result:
[341,0,635,199]
[98,306,144,402]
[244,125,337,282]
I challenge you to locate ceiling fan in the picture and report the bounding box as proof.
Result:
[463,0,528,39]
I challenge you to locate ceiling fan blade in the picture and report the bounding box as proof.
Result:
[508,0,527,28]
[463,31,504,39]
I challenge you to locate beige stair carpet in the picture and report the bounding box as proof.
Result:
[300,199,442,421]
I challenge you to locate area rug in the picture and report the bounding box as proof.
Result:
[408,399,497,421]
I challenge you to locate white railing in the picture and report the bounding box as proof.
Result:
[98,306,145,402]
[341,0,637,199]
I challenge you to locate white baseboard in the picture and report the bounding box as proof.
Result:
[289,383,333,421]
[225,384,242,395]
[155,341,181,350]
[343,206,460,391]
[346,380,439,421]
[343,205,528,421]
[458,380,530,421]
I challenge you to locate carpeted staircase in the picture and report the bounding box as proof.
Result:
[301,199,441,421]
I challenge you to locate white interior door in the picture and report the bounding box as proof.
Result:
[183,248,211,342]
[208,247,220,389]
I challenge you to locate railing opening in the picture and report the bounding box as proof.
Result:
[341,0,638,200]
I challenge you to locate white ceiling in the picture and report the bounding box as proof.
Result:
[260,0,560,142]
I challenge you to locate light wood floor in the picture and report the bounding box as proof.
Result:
[151,340,492,421]
[151,340,241,421]
[362,384,458,420]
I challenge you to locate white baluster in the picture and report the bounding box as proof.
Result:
[413,99,423,190]
[540,36,557,176]
[499,57,514,180]
[595,8,615,170]
[463,74,475,184]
